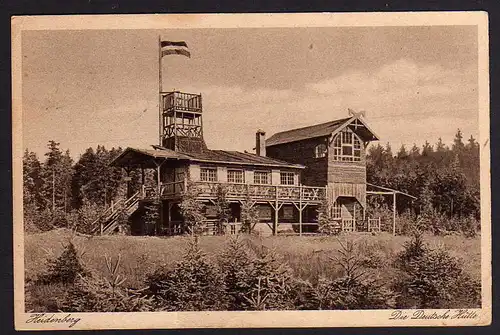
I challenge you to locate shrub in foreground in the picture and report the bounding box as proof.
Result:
[297,240,396,310]
[36,241,88,285]
[147,239,228,311]
[61,255,153,312]
[394,233,481,308]
[218,237,297,310]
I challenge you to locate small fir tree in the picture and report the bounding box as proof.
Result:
[37,241,87,284]
[147,239,228,311]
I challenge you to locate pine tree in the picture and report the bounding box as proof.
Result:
[23,149,43,208]
[40,141,74,214]
[452,129,466,153]
[409,143,420,160]
[421,141,434,157]
[147,240,228,311]
[396,145,408,160]
[436,137,447,153]
[72,146,124,209]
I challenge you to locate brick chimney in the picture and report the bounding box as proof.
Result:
[256,129,266,156]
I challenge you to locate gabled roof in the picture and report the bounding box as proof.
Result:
[266,116,379,147]
[111,147,304,169]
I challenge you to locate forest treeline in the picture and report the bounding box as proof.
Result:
[366,129,480,220]
[22,129,480,234]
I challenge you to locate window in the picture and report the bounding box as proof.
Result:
[314,143,327,158]
[200,167,217,182]
[332,128,362,162]
[254,171,270,184]
[331,201,342,219]
[228,169,245,183]
[280,172,295,185]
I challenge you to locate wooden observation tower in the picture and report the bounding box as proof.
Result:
[159,91,206,153]
[157,37,207,153]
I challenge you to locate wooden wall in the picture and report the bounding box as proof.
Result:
[266,137,329,186]
[188,163,299,185]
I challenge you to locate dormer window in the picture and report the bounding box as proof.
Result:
[314,143,327,158]
[332,128,362,162]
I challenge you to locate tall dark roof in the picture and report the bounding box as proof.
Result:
[266,118,351,147]
[111,147,304,169]
[266,116,379,147]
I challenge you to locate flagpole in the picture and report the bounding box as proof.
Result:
[158,35,163,146]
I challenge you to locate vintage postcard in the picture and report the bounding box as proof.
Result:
[12,12,490,330]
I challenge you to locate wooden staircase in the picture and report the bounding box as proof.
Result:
[92,191,141,235]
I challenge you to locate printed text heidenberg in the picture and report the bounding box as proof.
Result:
[26,313,81,328]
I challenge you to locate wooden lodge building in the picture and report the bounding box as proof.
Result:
[95,89,412,236]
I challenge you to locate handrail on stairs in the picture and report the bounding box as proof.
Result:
[91,191,141,234]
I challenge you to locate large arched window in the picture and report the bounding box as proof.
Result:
[332,128,362,162]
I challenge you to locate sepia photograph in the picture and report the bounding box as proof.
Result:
[12,13,490,329]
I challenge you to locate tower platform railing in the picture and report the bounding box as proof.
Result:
[161,91,202,113]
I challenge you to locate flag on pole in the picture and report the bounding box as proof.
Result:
[161,40,190,58]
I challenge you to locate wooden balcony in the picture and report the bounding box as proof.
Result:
[141,180,326,204]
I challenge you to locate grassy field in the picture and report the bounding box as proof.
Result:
[24,228,481,290]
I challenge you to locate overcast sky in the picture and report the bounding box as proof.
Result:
[22,26,478,159]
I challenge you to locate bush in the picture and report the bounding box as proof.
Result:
[76,200,103,234]
[146,239,228,311]
[61,255,153,312]
[218,237,297,310]
[218,237,255,309]
[393,233,481,308]
[240,196,259,234]
[311,240,396,310]
[179,182,206,235]
[37,241,88,285]
[25,282,73,312]
[317,199,341,235]
[313,276,396,310]
[143,200,160,235]
[244,249,296,310]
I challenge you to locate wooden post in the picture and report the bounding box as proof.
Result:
[158,200,163,236]
[392,191,397,236]
[167,202,172,235]
[155,160,162,235]
[353,202,357,232]
[156,162,161,197]
[274,186,278,236]
[125,167,132,199]
[299,186,303,236]
[158,35,163,146]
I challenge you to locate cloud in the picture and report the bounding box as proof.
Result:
[306,58,475,100]
[189,59,479,153]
